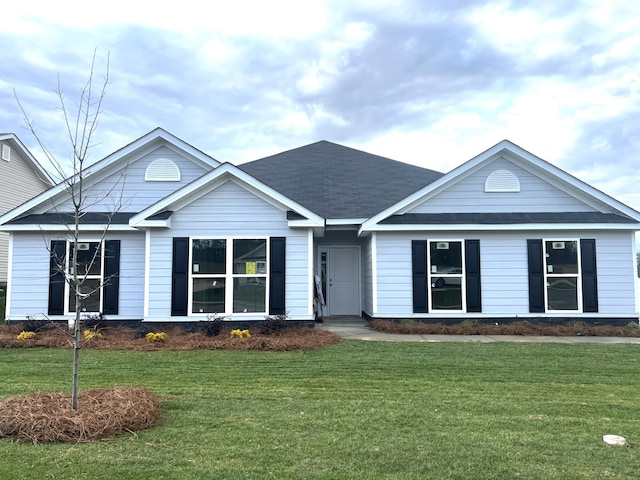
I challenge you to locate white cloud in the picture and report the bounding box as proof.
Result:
[7,0,329,38]
[2,0,640,220]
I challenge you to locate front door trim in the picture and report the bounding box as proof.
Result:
[318,245,361,317]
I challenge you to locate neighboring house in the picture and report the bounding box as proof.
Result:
[0,134,54,287]
[0,128,639,325]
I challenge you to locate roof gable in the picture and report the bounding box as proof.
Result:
[130,162,324,228]
[403,156,603,215]
[239,140,444,219]
[0,133,54,186]
[0,128,220,226]
[361,140,640,232]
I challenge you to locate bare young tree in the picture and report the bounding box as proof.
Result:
[15,50,117,409]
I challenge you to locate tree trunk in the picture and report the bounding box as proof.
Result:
[72,311,81,410]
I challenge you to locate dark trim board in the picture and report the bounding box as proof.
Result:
[3,318,317,330]
[363,316,639,328]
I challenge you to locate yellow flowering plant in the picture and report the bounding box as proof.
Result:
[17,331,36,341]
[230,329,251,339]
[83,330,103,340]
[146,332,168,343]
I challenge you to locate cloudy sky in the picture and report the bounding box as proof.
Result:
[2,0,640,215]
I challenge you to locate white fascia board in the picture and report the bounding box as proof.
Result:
[505,151,640,221]
[0,181,70,225]
[326,218,367,225]
[363,222,640,233]
[130,163,324,228]
[360,147,496,231]
[131,219,171,228]
[0,134,55,185]
[362,139,640,231]
[0,128,221,225]
[82,128,219,178]
[288,219,323,228]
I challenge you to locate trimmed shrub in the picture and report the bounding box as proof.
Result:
[201,314,225,336]
[259,314,289,335]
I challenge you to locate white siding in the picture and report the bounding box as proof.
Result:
[362,235,374,315]
[374,230,638,318]
[7,231,145,320]
[375,235,413,316]
[52,146,210,213]
[407,158,598,214]
[146,180,311,320]
[8,232,51,319]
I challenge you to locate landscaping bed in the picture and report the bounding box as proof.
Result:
[370,319,640,336]
[0,323,342,351]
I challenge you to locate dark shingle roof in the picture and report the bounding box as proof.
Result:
[8,212,136,225]
[239,141,444,219]
[380,212,638,225]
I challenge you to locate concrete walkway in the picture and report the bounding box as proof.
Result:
[316,317,640,344]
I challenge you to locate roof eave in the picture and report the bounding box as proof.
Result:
[0,224,137,232]
[361,222,640,233]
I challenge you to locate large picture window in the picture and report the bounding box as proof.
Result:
[67,241,103,313]
[428,240,465,312]
[190,238,268,315]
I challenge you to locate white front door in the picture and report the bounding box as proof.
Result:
[327,246,360,316]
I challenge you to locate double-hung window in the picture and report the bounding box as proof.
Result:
[428,240,465,312]
[543,240,580,311]
[190,238,268,315]
[67,241,103,313]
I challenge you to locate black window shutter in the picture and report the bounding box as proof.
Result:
[412,240,427,313]
[269,237,286,315]
[527,239,545,313]
[171,237,189,316]
[580,239,598,312]
[465,240,482,312]
[48,240,67,315]
[103,240,120,315]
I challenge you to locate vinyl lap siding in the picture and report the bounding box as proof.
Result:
[406,159,598,214]
[374,230,638,318]
[7,231,145,320]
[8,233,51,318]
[0,142,51,213]
[113,232,146,318]
[0,142,51,284]
[146,180,310,320]
[595,232,637,313]
[375,235,413,316]
[362,235,374,316]
[52,146,210,213]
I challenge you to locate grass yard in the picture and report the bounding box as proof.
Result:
[1,341,639,479]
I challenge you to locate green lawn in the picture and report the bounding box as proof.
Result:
[1,341,638,479]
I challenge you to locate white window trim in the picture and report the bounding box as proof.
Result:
[1,144,10,161]
[542,238,582,313]
[427,239,466,313]
[188,236,270,316]
[64,240,105,314]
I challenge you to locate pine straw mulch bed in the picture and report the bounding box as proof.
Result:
[369,319,640,337]
[0,386,162,444]
[0,325,342,351]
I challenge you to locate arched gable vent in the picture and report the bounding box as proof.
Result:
[485,169,520,193]
[145,158,181,182]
